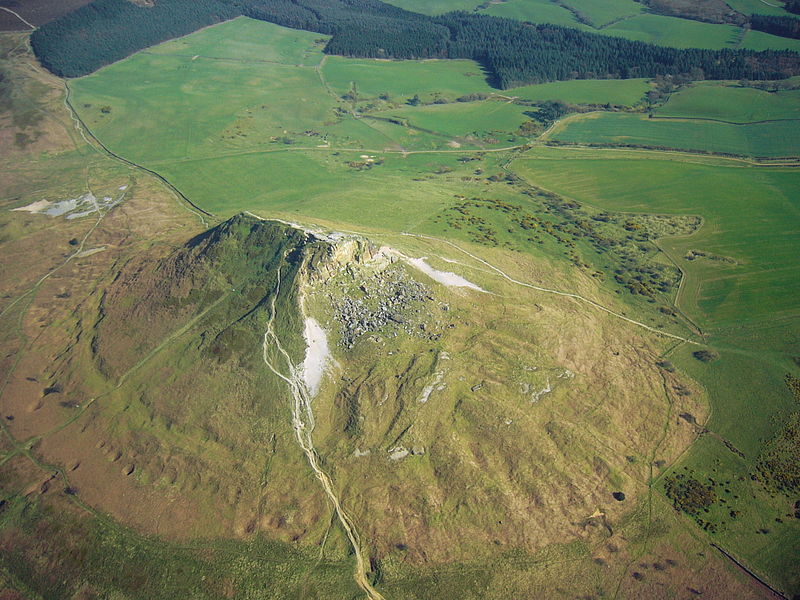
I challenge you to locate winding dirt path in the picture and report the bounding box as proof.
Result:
[401,232,700,345]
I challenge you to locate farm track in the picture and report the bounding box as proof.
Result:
[399,232,701,345]
[141,136,800,169]
[0,7,35,30]
[652,114,800,126]
[145,142,529,167]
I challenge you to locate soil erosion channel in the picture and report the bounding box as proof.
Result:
[261,266,384,600]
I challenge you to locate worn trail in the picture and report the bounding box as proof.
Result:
[401,232,700,345]
[0,7,35,30]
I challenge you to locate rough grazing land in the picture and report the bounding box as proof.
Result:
[2,11,800,600]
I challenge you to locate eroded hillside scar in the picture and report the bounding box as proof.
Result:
[261,260,385,600]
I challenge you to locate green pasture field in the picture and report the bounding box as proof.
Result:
[324,55,649,103]
[73,19,336,164]
[483,0,585,26]
[656,83,800,123]
[378,99,530,139]
[381,0,482,15]
[740,27,800,51]
[550,111,800,157]
[511,77,650,104]
[558,0,643,27]
[144,16,327,65]
[512,147,800,330]
[155,151,469,227]
[725,0,795,16]
[75,56,336,161]
[322,56,495,100]
[600,14,742,48]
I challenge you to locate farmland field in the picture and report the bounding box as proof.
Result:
[322,56,495,100]
[374,100,530,139]
[511,77,650,104]
[4,7,800,600]
[557,0,643,27]
[144,15,327,65]
[599,14,743,48]
[656,83,800,123]
[740,27,800,51]
[724,0,795,16]
[549,111,800,157]
[512,148,800,329]
[381,0,482,15]
[324,56,649,103]
[483,0,585,26]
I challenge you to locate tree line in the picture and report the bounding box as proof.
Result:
[31,0,800,86]
[750,14,800,40]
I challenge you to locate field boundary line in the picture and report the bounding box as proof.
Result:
[652,114,800,126]
[518,143,800,167]
[543,140,800,162]
[711,544,789,599]
[0,7,35,30]
[63,81,215,225]
[538,111,800,162]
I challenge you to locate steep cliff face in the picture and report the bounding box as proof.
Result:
[306,235,380,284]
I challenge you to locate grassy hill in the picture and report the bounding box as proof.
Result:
[2,11,800,600]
